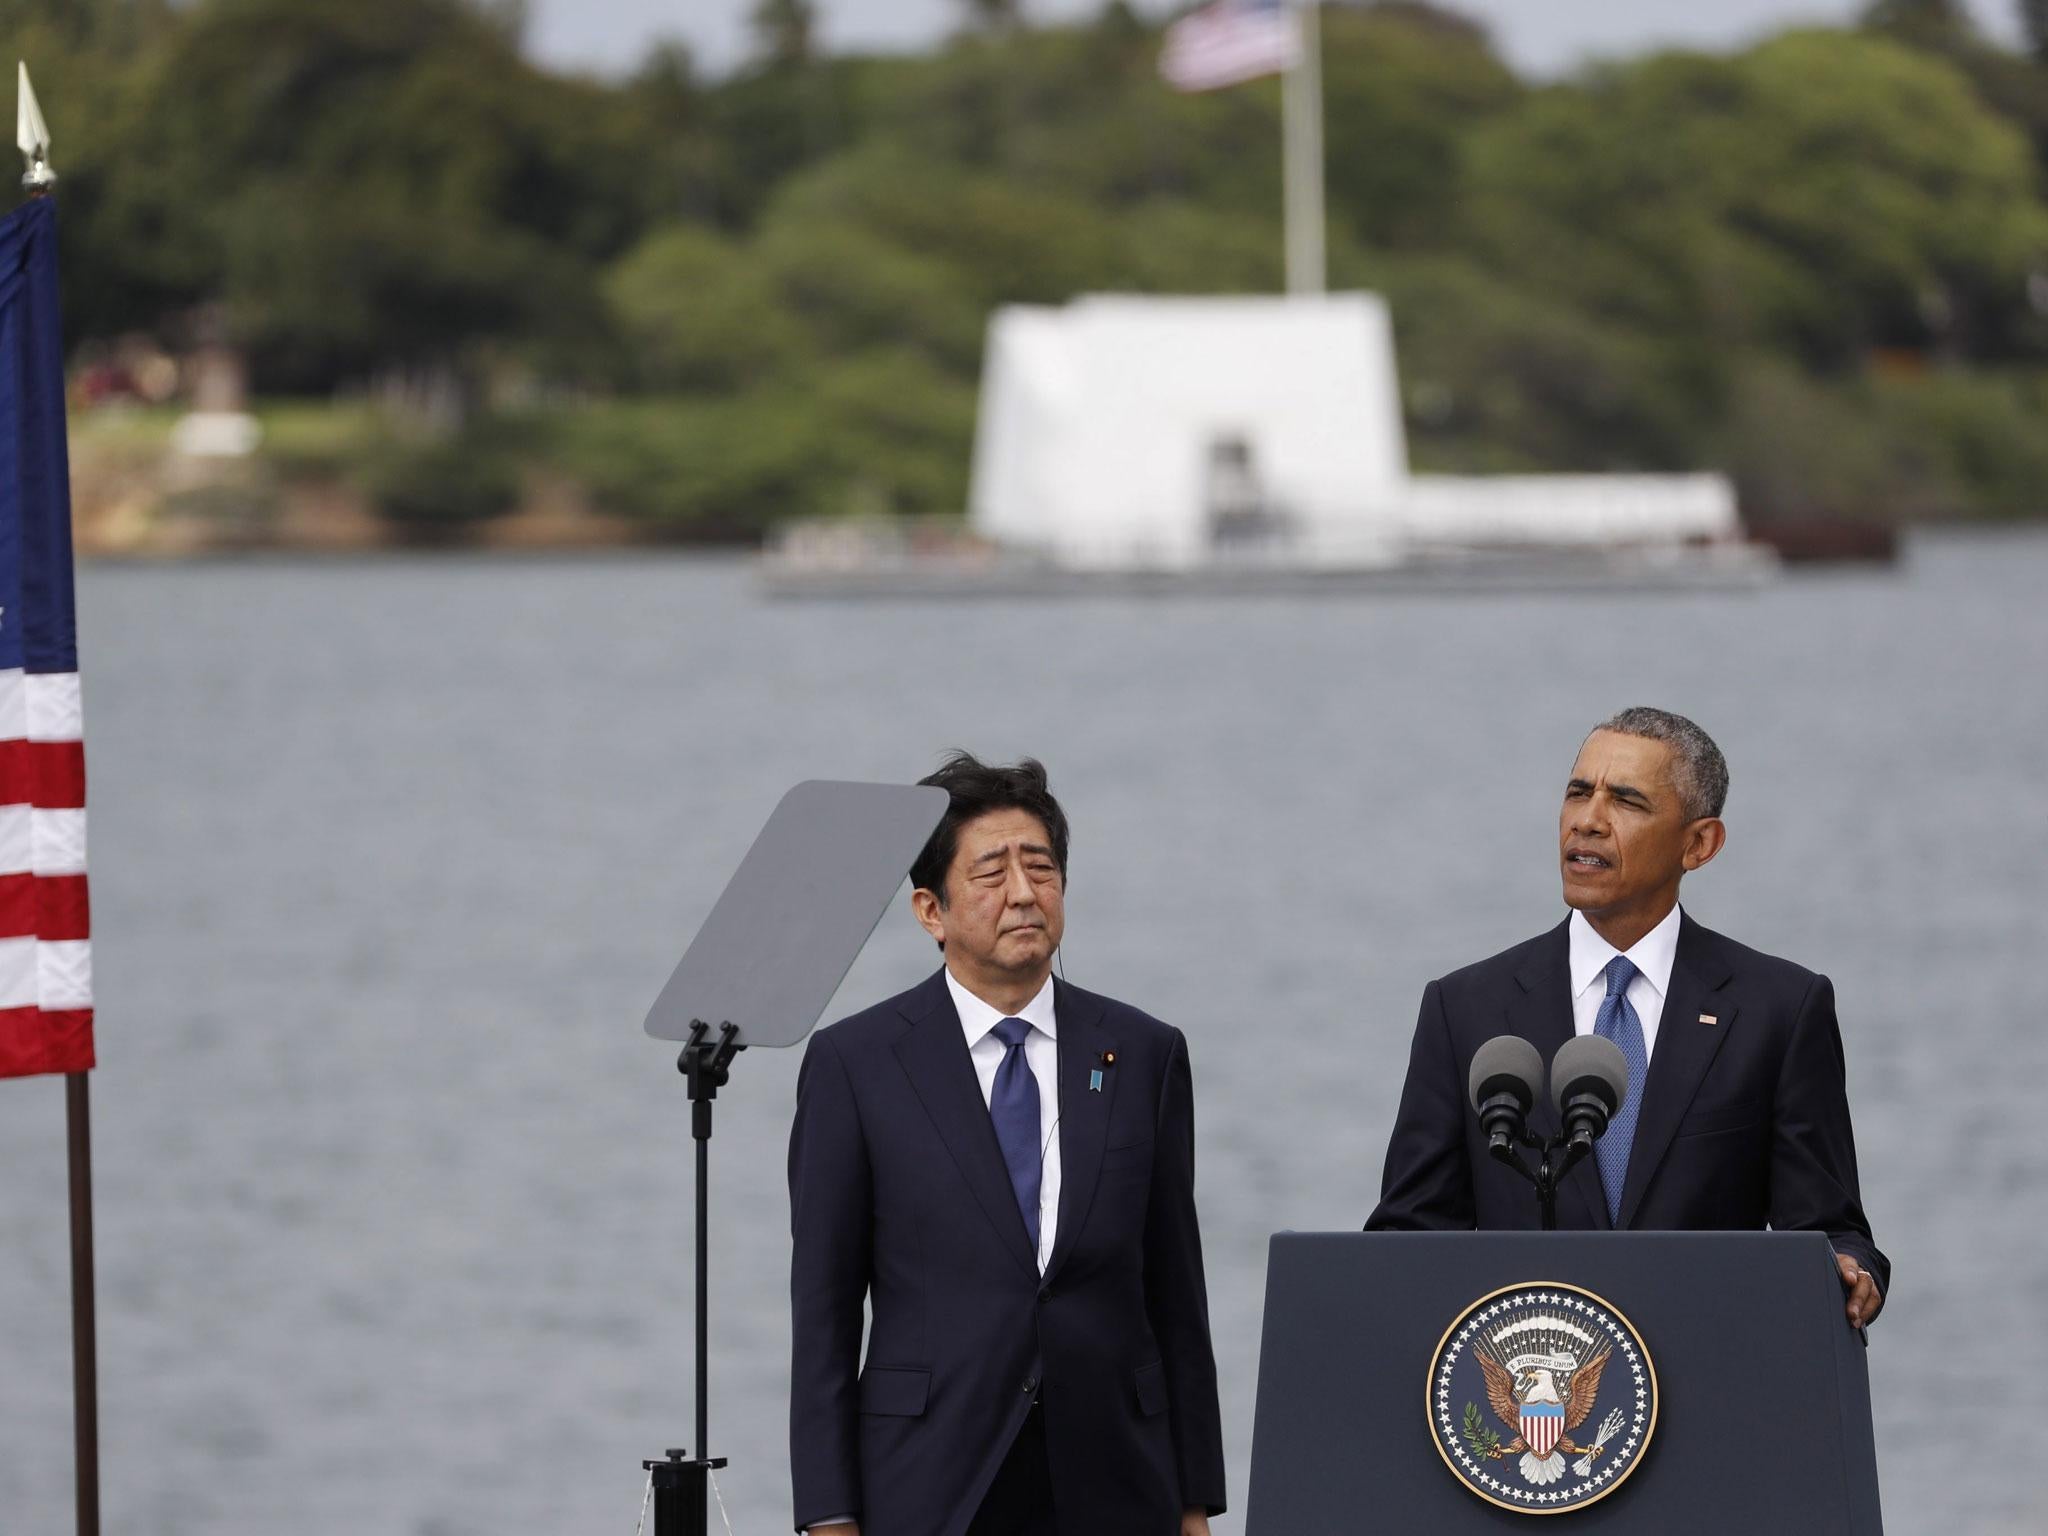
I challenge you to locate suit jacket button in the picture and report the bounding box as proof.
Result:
[1021,1375,1038,1394]
[1038,1288,1052,1304]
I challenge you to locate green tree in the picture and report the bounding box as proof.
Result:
[2022,0,2048,60]
[1860,0,2048,195]
[603,224,808,390]
[1863,0,1970,35]
[26,0,2048,533]
[107,0,662,388]
[615,45,728,226]
[1117,199,1284,294]
[810,348,977,517]
[1094,0,1144,45]
[1320,4,1521,248]
[475,0,527,46]
[1458,33,2048,369]
[695,53,861,227]
[2,0,181,340]
[1369,253,1709,474]
[754,214,987,372]
[764,145,1125,312]
[959,0,1021,34]
[751,0,817,68]
[0,0,176,50]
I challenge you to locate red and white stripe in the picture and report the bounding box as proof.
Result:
[0,666,92,1074]
[1159,0,1302,93]
[1521,1407,1564,1457]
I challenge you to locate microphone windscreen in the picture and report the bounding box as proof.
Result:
[1468,1034,1545,1115]
[1551,1035,1629,1117]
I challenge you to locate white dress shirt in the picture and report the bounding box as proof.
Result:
[1568,903,1683,1061]
[946,968,1062,1273]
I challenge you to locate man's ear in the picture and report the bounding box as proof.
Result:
[911,886,946,947]
[1682,817,1726,872]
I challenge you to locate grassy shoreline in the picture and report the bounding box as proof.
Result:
[67,395,2041,561]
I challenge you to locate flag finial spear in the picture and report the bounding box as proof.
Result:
[18,62,55,195]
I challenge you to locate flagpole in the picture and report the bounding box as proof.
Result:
[20,61,99,1536]
[66,1070,100,1536]
[1282,0,1326,295]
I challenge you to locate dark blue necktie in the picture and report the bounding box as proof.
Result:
[1592,955,1647,1225]
[989,1016,1042,1251]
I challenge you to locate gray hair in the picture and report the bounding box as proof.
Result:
[1593,707,1729,821]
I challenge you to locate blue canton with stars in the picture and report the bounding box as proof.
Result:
[1426,1282,1657,1514]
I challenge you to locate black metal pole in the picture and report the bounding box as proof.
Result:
[645,1024,734,1536]
[1493,1129,1591,1232]
[65,1071,100,1536]
[695,1096,711,1483]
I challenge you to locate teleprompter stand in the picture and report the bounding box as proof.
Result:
[640,1022,741,1534]
[639,781,948,1536]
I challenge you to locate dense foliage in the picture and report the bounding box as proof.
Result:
[21,0,2048,533]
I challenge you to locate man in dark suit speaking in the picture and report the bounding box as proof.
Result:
[1367,707,1889,1327]
[789,754,1226,1536]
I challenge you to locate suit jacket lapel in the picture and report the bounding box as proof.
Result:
[1043,979,1115,1287]
[1616,916,1737,1229]
[891,968,1039,1277]
[1509,919,1609,1230]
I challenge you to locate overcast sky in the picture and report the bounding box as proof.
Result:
[527,0,2024,80]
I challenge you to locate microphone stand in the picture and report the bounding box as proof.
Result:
[1486,1126,1596,1232]
[645,1019,743,1536]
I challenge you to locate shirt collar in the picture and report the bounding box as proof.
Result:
[1569,902,1682,1002]
[945,967,1058,1048]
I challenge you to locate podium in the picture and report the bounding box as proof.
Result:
[1245,1232,1881,1533]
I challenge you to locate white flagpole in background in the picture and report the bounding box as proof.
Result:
[1282,0,1326,295]
[1158,0,1326,293]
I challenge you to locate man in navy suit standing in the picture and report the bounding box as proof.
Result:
[1367,707,1889,1328]
[789,755,1226,1536]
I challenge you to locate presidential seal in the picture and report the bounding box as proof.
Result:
[1426,1282,1656,1513]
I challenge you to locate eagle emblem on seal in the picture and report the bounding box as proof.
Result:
[1473,1313,1614,1484]
[1427,1283,1656,1512]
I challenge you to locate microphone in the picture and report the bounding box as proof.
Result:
[1468,1035,1544,1155]
[1550,1035,1629,1152]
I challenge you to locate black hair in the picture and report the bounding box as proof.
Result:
[908,752,1070,902]
[1595,707,1730,821]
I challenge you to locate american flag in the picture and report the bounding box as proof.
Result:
[1159,0,1302,93]
[0,196,93,1079]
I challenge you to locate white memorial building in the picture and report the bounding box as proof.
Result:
[968,293,1742,572]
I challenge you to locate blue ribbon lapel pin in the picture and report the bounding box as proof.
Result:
[1090,1050,1115,1092]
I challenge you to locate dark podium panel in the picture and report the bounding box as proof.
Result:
[1246,1232,1881,1533]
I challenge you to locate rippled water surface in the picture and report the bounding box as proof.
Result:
[3,532,2045,1533]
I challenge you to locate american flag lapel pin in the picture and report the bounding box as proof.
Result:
[1699,1013,1718,1026]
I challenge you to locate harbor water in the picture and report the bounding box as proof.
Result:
[2,530,2044,1533]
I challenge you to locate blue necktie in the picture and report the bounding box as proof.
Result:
[1592,956,1647,1225]
[989,1016,1042,1252]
